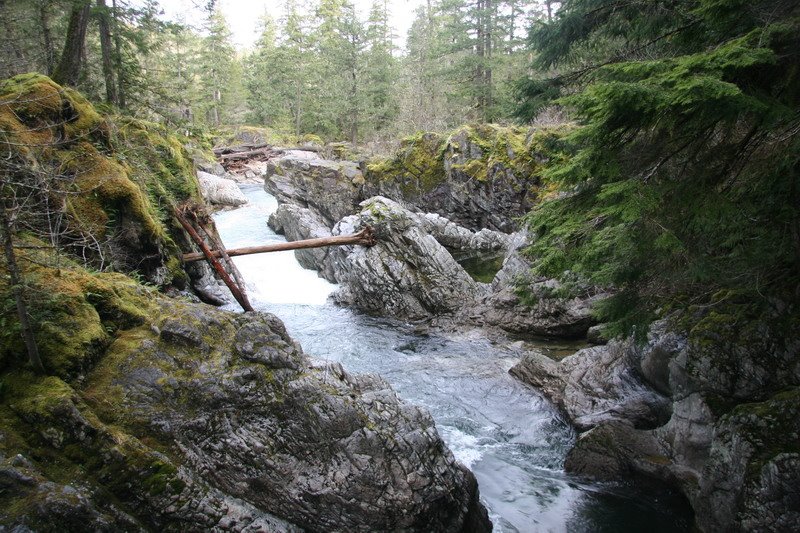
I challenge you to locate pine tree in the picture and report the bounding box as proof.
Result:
[516,0,800,336]
[198,6,237,126]
[363,0,399,136]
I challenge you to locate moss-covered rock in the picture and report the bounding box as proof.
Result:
[363,124,571,232]
[698,388,800,532]
[0,258,490,532]
[0,74,201,286]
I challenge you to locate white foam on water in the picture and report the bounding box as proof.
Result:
[440,426,484,469]
[213,185,336,306]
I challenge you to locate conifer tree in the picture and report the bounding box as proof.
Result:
[517,0,800,336]
[198,6,237,126]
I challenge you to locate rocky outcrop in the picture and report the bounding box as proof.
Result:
[511,317,800,532]
[1,270,491,532]
[266,186,599,334]
[269,203,335,275]
[364,125,564,232]
[263,125,569,234]
[326,197,484,318]
[197,171,248,206]
[468,233,599,337]
[265,153,364,227]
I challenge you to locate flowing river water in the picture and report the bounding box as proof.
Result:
[214,184,692,532]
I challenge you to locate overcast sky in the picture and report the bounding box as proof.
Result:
[155,0,426,51]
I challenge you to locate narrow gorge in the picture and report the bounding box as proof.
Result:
[2,0,798,530]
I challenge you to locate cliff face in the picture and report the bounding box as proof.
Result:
[0,75,491,532]
[511,317,800,532]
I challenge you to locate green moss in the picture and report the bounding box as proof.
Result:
[4,372,74,420]
[365,124,556,198]
[722,388,800,479]
[0,74,201,288]
[366,131,446,194]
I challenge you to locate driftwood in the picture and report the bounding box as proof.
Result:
[213,142,272,156]
[182,226,376,263]
[220,147,279,161]
[173,205,254,312]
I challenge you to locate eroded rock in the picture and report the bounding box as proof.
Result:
[1,296,490,533]
[197,171,248,207]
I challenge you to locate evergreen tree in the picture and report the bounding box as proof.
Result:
[516,0,800,336]
[198,6,238,126]
[363,0,399,136]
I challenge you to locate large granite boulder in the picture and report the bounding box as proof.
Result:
[197,171,248,206]
[1,274,490,532]
[265,153,364,227]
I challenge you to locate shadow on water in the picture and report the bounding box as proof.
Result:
[215,184,695,532]
[447,246,506,283]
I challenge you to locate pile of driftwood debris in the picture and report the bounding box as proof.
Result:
[213,143,321,172]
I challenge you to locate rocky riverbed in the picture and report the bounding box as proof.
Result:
[261,142,800,532]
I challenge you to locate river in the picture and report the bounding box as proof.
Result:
[214,184,692,533]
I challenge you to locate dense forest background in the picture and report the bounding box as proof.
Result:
[0,0,560,144]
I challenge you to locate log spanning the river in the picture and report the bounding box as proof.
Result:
[181,226,377,263]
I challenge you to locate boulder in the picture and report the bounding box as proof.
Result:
[326,197,482,318]
[268,203,335,278]
[511,318,800,532]
[2,292,491,532]
[265,154,363,226]
[474,237,600,337]
[510,339,672,431]
[197,171,248,206]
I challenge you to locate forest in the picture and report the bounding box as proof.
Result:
[0,0,559,142]
[1,0,798,532]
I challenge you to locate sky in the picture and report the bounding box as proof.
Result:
[155,0,427,51]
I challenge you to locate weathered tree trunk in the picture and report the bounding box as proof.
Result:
[181,227,376,263]
[112,0,126,108]
[294,81,302,137]
[52,0,91,87]
[96,0,119,105]
[1,203,45,374]
[39,4,56,75]
[173,206,254,313]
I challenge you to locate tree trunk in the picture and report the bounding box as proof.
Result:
[39,4,56,75]
[484,0,493,121]
[294,81,302,137]
[0,204,45,374]
[52,0,91,87]
[96,0,119,105]
[112,0,126,108]
[181,226,376,263]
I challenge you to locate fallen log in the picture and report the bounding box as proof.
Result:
[182,226,376,263]
[219,147,278,161]
[174,206,254,312]
[213,142,272,156]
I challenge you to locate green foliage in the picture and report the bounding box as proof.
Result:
[519,0,800,337]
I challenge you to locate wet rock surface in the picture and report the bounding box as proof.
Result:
[326,197,483,318]
[1,298,490,533]
[511,319,800,532]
